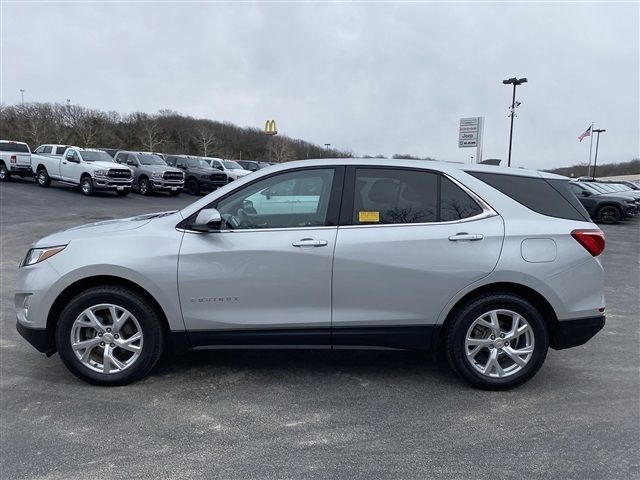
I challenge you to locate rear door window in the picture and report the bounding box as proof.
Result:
[348,168,483,225]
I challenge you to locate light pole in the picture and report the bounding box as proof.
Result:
[20,89,25,105]
[592,129,606,179]
[324,143,331,158]
[502,77,527,166]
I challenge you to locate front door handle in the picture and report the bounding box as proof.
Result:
[292,238,328,247]
[448,233,484,242]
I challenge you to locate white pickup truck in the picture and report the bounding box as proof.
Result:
[0,140,33,181]
[31,146,134,196]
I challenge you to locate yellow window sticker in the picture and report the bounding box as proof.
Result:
[358,211,380,223]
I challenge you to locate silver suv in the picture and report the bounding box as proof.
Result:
[15,159,606,389]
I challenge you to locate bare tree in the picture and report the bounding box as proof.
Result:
[139,120,165,152]
[197,125,219,157]
[270,136,296,163]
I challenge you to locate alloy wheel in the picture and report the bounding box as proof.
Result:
[464,309,535,378]
[70,303,144,374]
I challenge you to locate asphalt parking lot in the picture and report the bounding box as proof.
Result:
[1,178,639,480]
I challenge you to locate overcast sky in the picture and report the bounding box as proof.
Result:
[2,1,638,169]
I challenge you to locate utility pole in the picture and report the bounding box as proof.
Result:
[20,89,24,105]
[592,129,606,179]
[502,77,528,167]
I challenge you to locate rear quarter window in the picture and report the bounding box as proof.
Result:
[468,171,590,221]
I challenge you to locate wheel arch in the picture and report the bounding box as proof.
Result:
[45,275,185,356]
[435,282,561,351]
[36,163,47,172]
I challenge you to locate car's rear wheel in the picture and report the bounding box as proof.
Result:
[597,205,621,224]
[37,168,51,187]
[186,178,200,195]
[80,177,95,196]
[138,177,151,195]
[445,293,548,390]
[0,163,10,182]
[55,286,164,385]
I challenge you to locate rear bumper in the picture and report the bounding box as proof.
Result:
[551,315,605,350]
[10,164,32,174]
[16,321,52,355]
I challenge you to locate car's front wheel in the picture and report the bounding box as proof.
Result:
[597,205,621,224]
[80,177,95,196]
[186,178,200,195]
[445,293,548,390]
[138,177,151,195]
[55,286,164,385]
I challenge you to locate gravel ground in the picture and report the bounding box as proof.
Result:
[1,178,638,480]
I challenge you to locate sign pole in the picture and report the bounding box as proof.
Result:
[587,122,594,178]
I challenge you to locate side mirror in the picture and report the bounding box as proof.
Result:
[261,188,271,199]
[582,191,591,197]
[192,208,222,232]
[67,156,80,163]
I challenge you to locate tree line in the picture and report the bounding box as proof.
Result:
[545,159,640,178]
[0,102,353,162]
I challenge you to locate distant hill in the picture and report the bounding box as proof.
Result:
[0,102,352,162]
[545,159,639,178]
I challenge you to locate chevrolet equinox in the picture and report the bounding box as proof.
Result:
[16,159,606,389]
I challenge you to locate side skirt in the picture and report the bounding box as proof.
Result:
[171,326,440,353]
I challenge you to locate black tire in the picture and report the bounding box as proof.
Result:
[80,176,95,196]
[116,190,129,197]
[597,205,621,224]
[55,286,164,386]
[169,190,181,196]
[445,293,549,390]
[138,177,151,195]
[36,168,51,187]
[0,163,10,182]
[186,178,200,195]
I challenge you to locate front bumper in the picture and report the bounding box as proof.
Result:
[16,322,52,354]
[93,178,133,190]
[151,179,184,191]
[551,315,605,350]
[200,180,227,191]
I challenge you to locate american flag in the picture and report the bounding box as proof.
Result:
[578,125,592,142]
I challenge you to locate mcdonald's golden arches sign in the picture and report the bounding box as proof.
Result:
[264,119,278,136]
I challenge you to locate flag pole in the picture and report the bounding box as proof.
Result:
[587,122,594,177]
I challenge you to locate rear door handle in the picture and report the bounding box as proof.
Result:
[448,233,484,241]
[292,238,328,247]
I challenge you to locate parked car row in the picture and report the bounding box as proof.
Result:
[0,139,272,197]
[570,180,640,223]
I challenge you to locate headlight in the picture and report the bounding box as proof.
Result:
[151,171,163,179]
[94,169,108,177]
[22,245,66,267]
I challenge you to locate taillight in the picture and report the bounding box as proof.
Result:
[10,155,17,164]
[571,229,605,256]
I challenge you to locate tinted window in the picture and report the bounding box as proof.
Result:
[215,169,335,230]
[352,169,438,224]
[469,172,589,221]
[42,146,53,154]
[55,146,68,155]
[440,176,483,221]
[0,142,29,153]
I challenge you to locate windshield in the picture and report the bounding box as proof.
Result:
[187,158,210,169]
[594,183,616,192]
[587,183,609,193]
[82,151,114,162]
[139,154,166,166]
[579,183,601,194]
[223,160,243,170]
